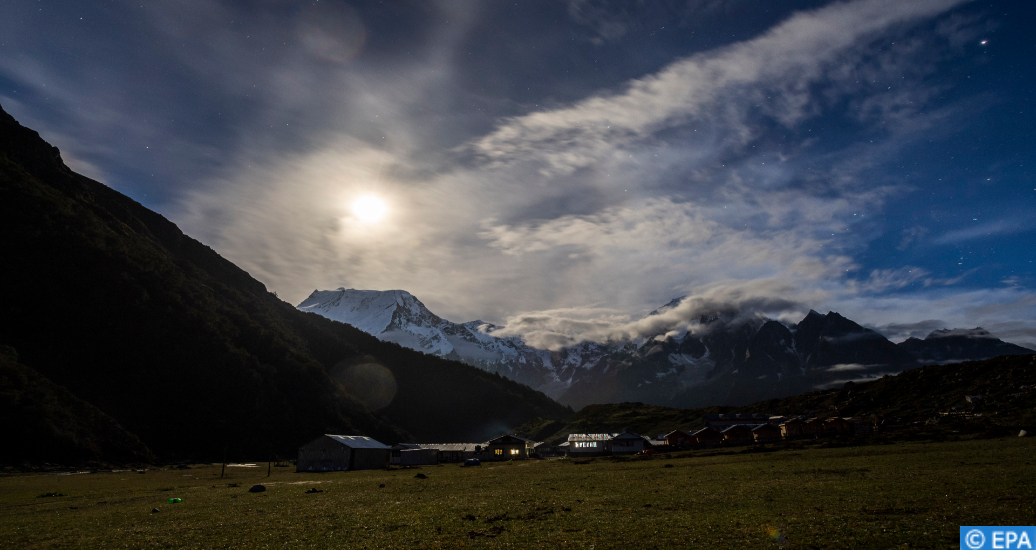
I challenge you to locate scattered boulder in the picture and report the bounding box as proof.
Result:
[1020,430,1028,438]
[414,473,427,479]
[379,483,386,488]
[248,485,266,493]
[151,508,160,513]
[304,488,323,494]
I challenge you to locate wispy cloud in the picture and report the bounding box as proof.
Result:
[12,0,1034,352]
[932,217,1035,245]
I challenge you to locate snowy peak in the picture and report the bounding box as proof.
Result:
[297,288,442,335]
[297,288,562,396]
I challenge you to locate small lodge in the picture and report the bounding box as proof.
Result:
[485,434,537,460]
[720,425,754,445]
[802,418,826,436]
[663,430,695,447]
[534,441,566,458]
[297,435,390,472]
[609,432,648,454]
[690,427,723,447]
[752,423,782,442]
[390,444,439,466]
[568,433,616,456]
[414,443,484,463]
[779,418,806,438]
[824,417,852,435]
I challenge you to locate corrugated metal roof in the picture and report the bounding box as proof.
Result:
[720,424,761,433]
[325,435,391,449]
[612,432,645,440]
[568,433,618,442]
[487,434,535,444]
[414,443,482,452]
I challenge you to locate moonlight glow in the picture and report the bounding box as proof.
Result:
[350,195,388,223]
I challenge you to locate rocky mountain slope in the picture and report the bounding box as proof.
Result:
[898,328,1033,364]
[0,103,570,465]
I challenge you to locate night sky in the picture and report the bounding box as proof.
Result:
[2,0,1034,349]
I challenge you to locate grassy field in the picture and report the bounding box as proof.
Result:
[1,438,1033,549]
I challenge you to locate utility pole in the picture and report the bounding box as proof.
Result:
[221,446,227,479]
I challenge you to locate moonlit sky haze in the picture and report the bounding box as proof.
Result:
[2,0,1034,349]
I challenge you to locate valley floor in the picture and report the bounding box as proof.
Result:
[1,438,1033,549]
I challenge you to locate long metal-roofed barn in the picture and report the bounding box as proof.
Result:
[297,435,390,472]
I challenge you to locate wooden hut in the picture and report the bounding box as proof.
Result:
[485,434,536,460]
[690,427,723,447]
[414,443,484,463]
[802,418,826,436]
[390,444,439,466]
[824,417,852,435]
[752,423,782,442]
[779,418,805,438]
[610,432,647,454]
[721,425,754,445]
[663,430,695,447]
[297,435,390,472]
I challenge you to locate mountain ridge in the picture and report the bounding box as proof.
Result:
[299,289,1033,410]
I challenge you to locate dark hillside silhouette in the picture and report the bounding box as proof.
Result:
[0,104,568,464]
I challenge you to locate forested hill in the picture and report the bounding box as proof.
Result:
[0,103,569,464]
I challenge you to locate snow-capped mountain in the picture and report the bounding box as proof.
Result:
[298,289,1029,408]
[297,289,567,395]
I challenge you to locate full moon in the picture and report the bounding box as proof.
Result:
[350,195,388,223]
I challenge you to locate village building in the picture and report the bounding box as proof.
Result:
[779,418,806,438]
[485,434,536,460]
[752,423,782,443]
[824,417,852,435]
[567,433,616,456]
[533,441,564,458]
[390,444,439,466]
[690,427,723,447]
[609,432,648,454]
[663,430,695,447]
[297,435,390,472]
[720,425,754,445]
[414,443,484,463]
[802,418,826,436]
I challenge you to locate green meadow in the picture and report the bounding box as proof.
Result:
[2,438,1033,549]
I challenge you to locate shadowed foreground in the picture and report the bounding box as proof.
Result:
[1,438,1033,549]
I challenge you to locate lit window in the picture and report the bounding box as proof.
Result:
[510,448,519,455]
[495,449,502,455]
